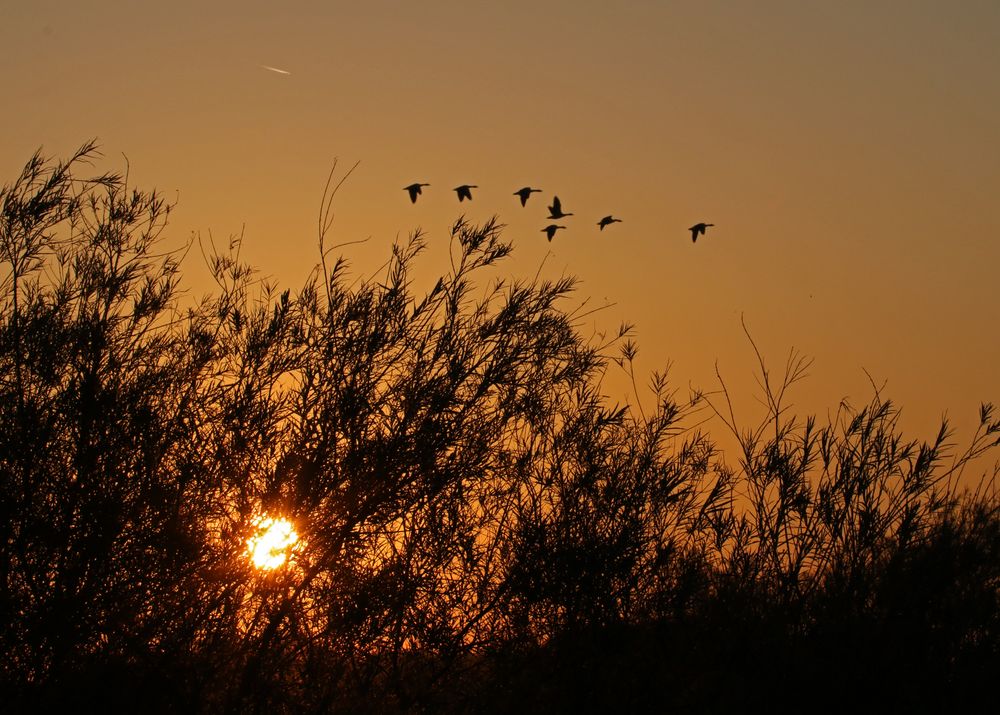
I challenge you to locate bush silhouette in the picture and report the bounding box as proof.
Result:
[2,144,998,712]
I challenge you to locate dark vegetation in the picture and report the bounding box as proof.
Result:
[2,143,999,712]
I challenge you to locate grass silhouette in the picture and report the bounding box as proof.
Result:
[2,144,998,713]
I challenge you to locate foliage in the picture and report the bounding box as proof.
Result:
[1,145,998,712]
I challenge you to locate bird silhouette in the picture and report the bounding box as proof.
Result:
[597,216,622,231]
[404,183,430,203]
[547,196,573,219]
[689,222,714,242]
[514,186,542,206]
[454,184,477,202]
[542,224,566,242]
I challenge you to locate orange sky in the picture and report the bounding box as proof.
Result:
[4,1,999,462]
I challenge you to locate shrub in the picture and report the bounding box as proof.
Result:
[2,144,997,712]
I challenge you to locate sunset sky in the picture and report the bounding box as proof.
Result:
[4,1,998,454]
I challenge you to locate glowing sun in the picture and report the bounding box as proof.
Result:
[246,516,299,570]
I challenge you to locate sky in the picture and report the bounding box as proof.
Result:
[3,0,999,464]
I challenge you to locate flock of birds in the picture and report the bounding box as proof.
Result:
[403,182,715,244]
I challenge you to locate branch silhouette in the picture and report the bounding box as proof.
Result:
[2,146,998,713]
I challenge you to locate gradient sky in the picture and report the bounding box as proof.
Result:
[4,0,999,460]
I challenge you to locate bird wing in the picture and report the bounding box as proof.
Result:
[551,196,562,213]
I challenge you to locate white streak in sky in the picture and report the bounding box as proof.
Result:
[260,64,291,75]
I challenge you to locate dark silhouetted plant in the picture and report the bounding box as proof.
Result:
[2,145,998,713]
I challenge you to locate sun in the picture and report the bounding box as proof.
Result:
[246,515,299,570]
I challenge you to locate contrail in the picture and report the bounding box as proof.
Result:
[260,64,291,75]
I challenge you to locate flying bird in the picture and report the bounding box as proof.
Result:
[260,64,291,75]
[689,222,714,242]
[514,186,542,206]
[404,183,430,203]
[542,224,567,242]
[597,216,622,231]
[547,196,573,219]
[453,184,477,202]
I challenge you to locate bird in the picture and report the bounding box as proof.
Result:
[597,216,622,231]
[404,183,430,203]
[453,184,477,202]
[689,222,714,242]
[514,186,542,206]
[542,224,566,242]
[547,196,573,219]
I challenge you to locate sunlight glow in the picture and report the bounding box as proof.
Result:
[246,516,299,570]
